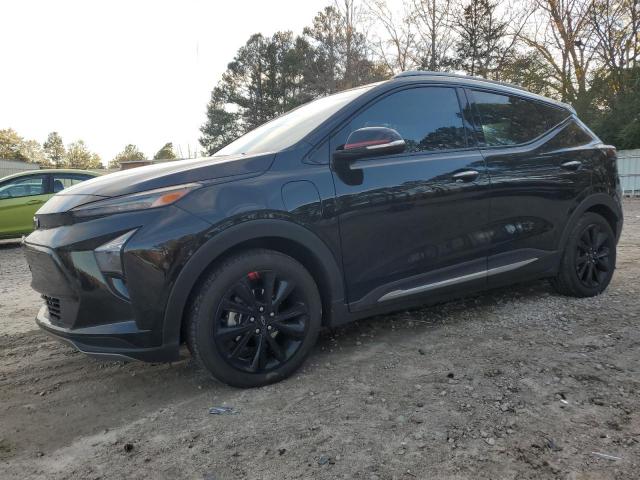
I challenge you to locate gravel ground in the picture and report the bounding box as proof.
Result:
[1,200,639,480]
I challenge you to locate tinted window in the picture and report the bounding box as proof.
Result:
[52,174,92,193]
[472,90,569,146]
[0,175,46,199]
[542,121,594,151]
[349,87,467,153]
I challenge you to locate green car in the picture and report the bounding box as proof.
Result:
[0,169,99,239]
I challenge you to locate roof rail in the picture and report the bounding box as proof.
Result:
[394,70,528,92]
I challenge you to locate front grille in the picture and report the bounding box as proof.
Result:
[43,295,62,323]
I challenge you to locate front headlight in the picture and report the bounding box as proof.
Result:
[71,183,201,218]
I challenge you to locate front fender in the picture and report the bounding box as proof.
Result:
[161,218,346,351]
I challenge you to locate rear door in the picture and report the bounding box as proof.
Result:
[467,89,592,284]
[0,173,50,238]
[331,85,492,310]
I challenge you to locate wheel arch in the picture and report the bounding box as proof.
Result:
[558,193,622,254]
[162,219,346,350]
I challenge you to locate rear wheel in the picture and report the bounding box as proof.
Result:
[551,212,616,297]
[187,249,321,388]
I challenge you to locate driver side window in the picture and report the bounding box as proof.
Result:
[0,175,46,199]
[348,87,468,153]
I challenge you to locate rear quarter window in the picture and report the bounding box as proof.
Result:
[471,90,569,147]
[541,120,594,151]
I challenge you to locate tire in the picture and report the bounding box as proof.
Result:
[551,212,616,297]
[186,249,321,388]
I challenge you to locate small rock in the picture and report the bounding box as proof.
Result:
[418,348,426,355]
[485,438,496,446]
[123,443,134,453]
[278,448,286,455]
[546,438,562,452]
[318,455,330,465]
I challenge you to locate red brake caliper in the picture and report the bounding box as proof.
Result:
[247,271,260,281]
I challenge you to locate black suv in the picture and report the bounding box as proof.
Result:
[24,72,623,387]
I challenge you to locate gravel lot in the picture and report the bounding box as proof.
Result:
[1,200,639,480]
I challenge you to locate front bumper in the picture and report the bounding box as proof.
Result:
[36,304,178,361]
[23,204,211,363]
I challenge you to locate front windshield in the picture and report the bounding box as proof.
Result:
[214,85,375,156]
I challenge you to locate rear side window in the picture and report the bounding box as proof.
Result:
[471,90,569,146]
[349,87,467,153]
[52,173,92,193]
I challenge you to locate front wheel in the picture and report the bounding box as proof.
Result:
[551,212,616,297]
[186,249,321,388]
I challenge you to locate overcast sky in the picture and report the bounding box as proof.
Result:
[1,0,330,163]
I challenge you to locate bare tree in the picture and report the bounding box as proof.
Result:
[337,0,379,87]
[413,0,456,71]
[590,0,640,92]
[519,0,599,110]
[366,0,421,73]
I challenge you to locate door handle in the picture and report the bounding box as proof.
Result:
[26,199,43,205]
[560,160,582,170]
[452,170,480,182]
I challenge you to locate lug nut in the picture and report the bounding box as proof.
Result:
[249,317,255,322]
[267,325,272,330]
[255,329,260,334]
[259,306,264,312]
[269,312,275,317]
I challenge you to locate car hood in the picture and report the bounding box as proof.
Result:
[37,152,275,213]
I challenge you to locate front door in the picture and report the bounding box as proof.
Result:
[330,85,492,310]
[0,173,50,238]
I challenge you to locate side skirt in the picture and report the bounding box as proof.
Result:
[377,258,538,302]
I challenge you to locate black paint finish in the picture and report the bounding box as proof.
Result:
[24,72,623,362]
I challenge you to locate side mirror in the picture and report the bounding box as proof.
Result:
[333,127,406,162]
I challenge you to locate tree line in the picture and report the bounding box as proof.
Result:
[2,0,637,171]
[201,0,640,153]
[0,128,177,170]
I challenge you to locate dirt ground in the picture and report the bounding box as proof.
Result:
[1,200,639,480]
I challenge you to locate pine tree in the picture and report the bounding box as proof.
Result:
[199,86,242,155]
[453,0,508,78]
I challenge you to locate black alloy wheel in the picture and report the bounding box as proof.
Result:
[552,212,616,297]
[187,249,321,388]
[214,270,309,374]
[574,223,612,289]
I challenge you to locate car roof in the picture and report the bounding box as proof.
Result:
[0,169,100,183]
[392,71,575,113]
